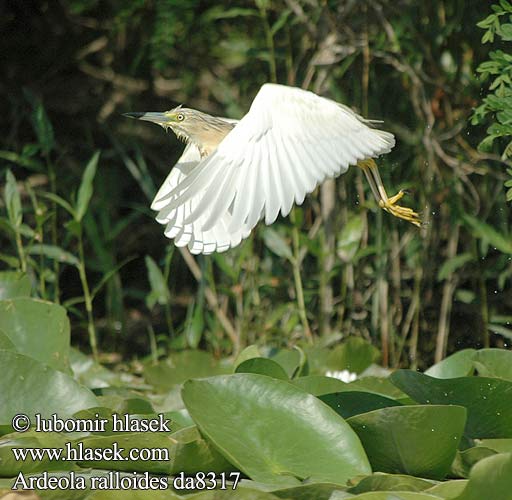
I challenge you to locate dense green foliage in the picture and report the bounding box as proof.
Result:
[1,287,512,498]
[1,1,511,365]
[1,4,512,496]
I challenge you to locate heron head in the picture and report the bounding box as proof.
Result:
[124,105,200,142]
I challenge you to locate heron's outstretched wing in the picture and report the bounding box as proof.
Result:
[151,143,251,254]
[161,83,395,248]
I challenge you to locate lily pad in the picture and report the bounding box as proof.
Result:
[0,350,98,429]
[473,349,512,381]
[390,370,512,438]
[347,405,466,479]
[144,350,227,390]
[320,392,402,419]
[454,452,512,500]
[291,375,347,396]
[182,373,371,487]
[0,272,31,299]
[327,338,380,374]
[348,474,435,494]
[0,298,70,372]
[425,349,476,379]
[235,358,288,380]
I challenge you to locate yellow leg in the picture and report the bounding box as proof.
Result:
[358,158,421,227]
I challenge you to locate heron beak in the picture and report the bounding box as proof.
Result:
[123,112,171,126]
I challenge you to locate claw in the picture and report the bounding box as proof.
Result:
[357,159,422,227]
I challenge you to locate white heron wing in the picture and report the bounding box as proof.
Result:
[163,84,395,239]
[151,143,251,254]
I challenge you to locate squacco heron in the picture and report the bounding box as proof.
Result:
[125,84,420,254]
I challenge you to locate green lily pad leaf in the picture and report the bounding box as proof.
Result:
[390,370,512,438]
[327,338,380,374]
[76,433,173,474]
[450,446,496,478]
[477,438,512,453]
[270,349,305,378]
[347,405,466,480]
[186,488,279,500]
[0,350,98,430]
[344,377,408,400]
[0,329,15,351]
[348,473,435,494]
[182,373,371,487]
[144,350,227,391]
[0,298,70,372]
[320,391,402,419]
[473,349,512,381]
[169,425,234,474]
[425,480,468,498]
[425,349,476,379]
[291,375,347,396]
[234,345,262,370]
[0,272,31,299]
[235,358,288,380]
[454,453,512,500]
[349,492,443,499]
[0,429,74,475]
[70,347,122,388]
[77,426,233,475]
[167,409,195,432]
[242,480,347,499]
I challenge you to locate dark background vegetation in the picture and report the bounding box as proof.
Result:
[1,0,511,369]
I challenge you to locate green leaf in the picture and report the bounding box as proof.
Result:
[145,255,170,309]
[27,93,55,154]
[454,453,512,499]
[390,370,512,438]
[40,191,77,218]
[28,244,80,267]
[499,23,512,40]
[473,348,512,380]
[0,272,31,299]
[235,357,289,380]
[478,438,512,453]
[270,348,304,378]
[182,373,371,486]
[69,347,122,389]
[234,345,262,370]
[291,375,347,396]
[75,151,100,222]
[425,349,476,378]
[463,214,512,254]
[0,430,74,475]
[262,228,293,261]
[144,351,227,391]
[437,253,473,281]
[451,446,496,478]
[4,170,22,228]
[327,337,380,374]
[0,298,70,372]
[425,480,468,498]
[168,425,234,475]
[0,150,44,172]
[337,214,365,263]
[0,329,16,351]
[0,350,98,429]
[347,405,466,479]
[349,474,435,494]
[348,490,448,499]
[320,391,402,419]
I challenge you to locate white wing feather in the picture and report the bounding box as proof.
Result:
[152,84,395,253]
[151,143,251,254]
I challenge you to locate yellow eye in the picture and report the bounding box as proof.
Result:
[177,113,185,121]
